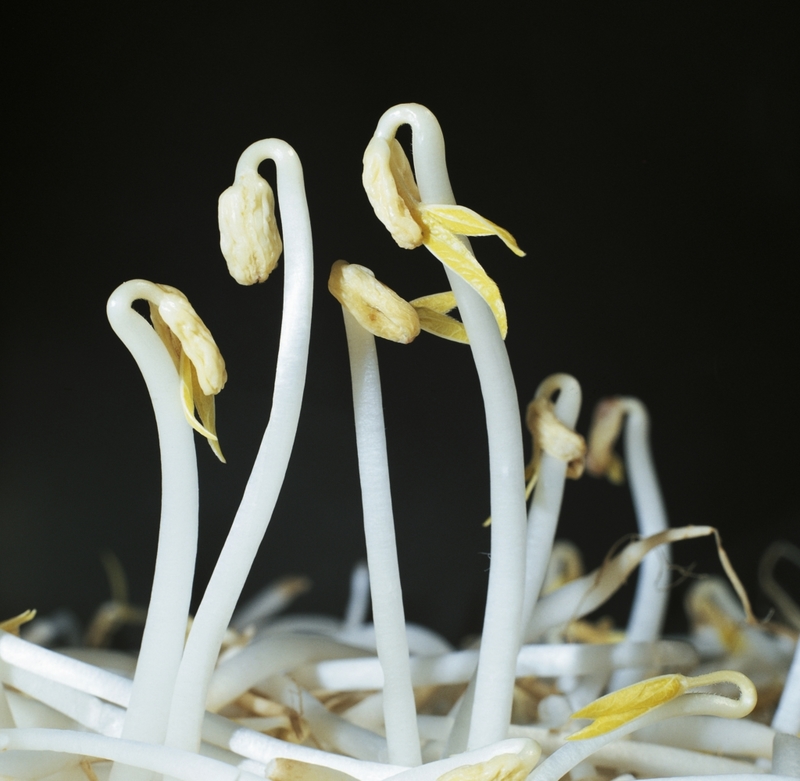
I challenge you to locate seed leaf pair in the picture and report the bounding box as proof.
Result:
[218,169,283,286]
[148,283,227,461]
[569,670,757,740]
[569,675,684,739]
[525,393,587,494]
[363,136,524,339]
[409,291,468,344]
[328,260,420,344]
[329,263,472,345]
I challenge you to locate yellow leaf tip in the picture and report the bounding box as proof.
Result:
[568,675,686,740]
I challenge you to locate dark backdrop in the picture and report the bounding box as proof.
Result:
[2,5,797,644]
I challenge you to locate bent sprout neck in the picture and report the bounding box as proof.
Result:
[372,103,527,750]
[165,138,313,758]
[107,279,204,781]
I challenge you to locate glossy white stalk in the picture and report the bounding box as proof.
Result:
[772,635,800,735]
[521,374,582,638]
[1,631,401,780]
[293,639,695,690]
[0,728,266,781]
[0,681,13,728]
[625,777,793,781]
[0,630,132,705]
[342,307,421,767]
[386,739,537,781]
[165,140,313,755]
[772,733,800,778]
[511,725,765,778]
[532,681,756,781]
[107,279,200,781]
[258,675,388,762]
[1,664,125,737]
[344,561,371,630]
[375,102,527,750]
[610,398,671,690]
[203,712,404,781]
[229,576,310,632]
[634,716,775,759]
[206,632,360,712]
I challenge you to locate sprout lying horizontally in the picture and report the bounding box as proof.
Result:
[2,104,798,781]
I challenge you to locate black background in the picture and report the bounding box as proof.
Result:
[2,5,797,644]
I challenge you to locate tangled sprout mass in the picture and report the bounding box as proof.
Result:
[1,104,798,781]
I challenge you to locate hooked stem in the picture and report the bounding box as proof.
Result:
[165,139,313,756]
[521,374,583,638]
[375,103,527,750]
[106,279,200,781]
[609,399,671,691]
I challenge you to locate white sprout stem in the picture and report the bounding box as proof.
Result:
[344,561,371,630]
[106,279,200,781]
[521,374,582,637]
[511,725,765,777]
[0,679,13,728]
[772,632,800,735]
[1,631,402,780]
[532,684,757,781]
[441,664,476,756]
[416,714,453,744]
[336,622,451,657]
[341,306,421,767]
[616,777,792,781]
[258,675,389,762]
[166,139,313,754]
[293,639,696,691]
[376,103,528,750]
[634,716,776,759]
[342,691,386,731]
[385,738,537,781]
[527,525,715,640]
[610,398,671,691]
[229,575,311,632]
[206,632,362,712]
[2,661,124,734]
[203,712,405,781]
[0,629,133,706]
[0,735,76,781]
[772,733,800,778]
[0,728,266,781]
